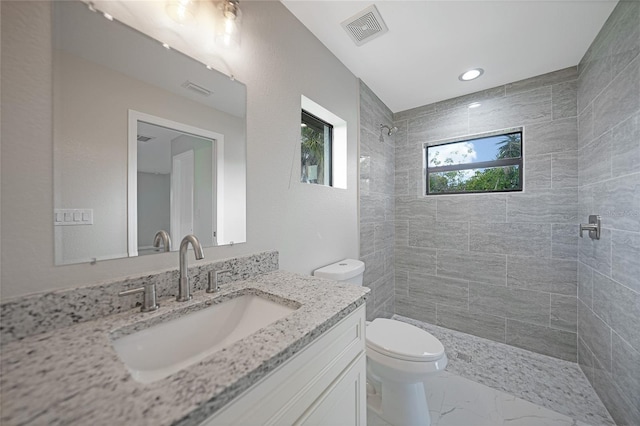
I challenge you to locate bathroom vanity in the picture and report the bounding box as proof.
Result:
[0,269,368,425]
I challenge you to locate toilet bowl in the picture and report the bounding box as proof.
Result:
[313,259,448,426]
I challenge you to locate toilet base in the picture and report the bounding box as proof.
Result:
[367,379,431,426]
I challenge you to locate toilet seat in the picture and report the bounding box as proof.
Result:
[366,319,445,362]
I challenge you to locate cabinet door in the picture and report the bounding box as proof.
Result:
[296,352,366,426]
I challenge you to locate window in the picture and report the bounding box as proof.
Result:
[425,129,523,195]
[301,110,333,186]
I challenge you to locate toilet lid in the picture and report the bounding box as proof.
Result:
[366,319,445,362]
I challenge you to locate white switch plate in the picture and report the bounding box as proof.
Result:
[54,209,93,226]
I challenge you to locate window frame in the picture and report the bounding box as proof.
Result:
[424,128,524,196]
[301,109,333,187]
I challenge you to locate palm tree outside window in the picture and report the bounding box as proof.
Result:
[301,110,333,186]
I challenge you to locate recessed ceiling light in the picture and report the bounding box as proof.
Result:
[459,68,484,81]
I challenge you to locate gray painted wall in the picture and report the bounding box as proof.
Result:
[393,67,580,361]
[576,1,640,424]
[359,80,395,320]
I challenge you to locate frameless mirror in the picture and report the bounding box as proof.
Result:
[53,1,246,265]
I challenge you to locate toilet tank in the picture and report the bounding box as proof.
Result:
[313,259,365,286]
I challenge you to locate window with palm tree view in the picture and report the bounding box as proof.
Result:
[425,129,523,195]
[301,110,333,186]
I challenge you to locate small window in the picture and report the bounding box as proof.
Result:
[301,110,332,186]
[425,129,523,195]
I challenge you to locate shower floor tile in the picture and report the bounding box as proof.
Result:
[391,315,614,426]
[368,372,592,426]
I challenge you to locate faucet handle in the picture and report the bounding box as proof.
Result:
[207,269,232,293]
[118,283,159,312]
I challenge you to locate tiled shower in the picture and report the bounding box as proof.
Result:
[359,1,639,424]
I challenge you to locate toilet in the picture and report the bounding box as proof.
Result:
[314,259,447,426]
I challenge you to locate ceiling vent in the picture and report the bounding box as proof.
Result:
[181,81,212,97]
[137,134,154,142]
[341,5,388,47]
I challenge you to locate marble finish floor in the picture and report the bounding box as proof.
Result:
[368,372,592,426]
[366,316,615,426]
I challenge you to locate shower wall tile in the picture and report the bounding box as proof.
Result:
[579,300,612,372]
[436,194,507,222]
[436,250,507,285]
[551,224,578,260]
[593,55,640,139]
[505,67,577,96]
[469,87,552,133]
[394,66,579,361]
[525,154,552,190]
[435,307,506,343]
[507,188,578,223]
[592,356,640,426]
[578,227,612,278]
[551,151,578,188]
[578,131,611,186]
[506,319,577,361]
[592,175,640,232]
[611,332,640,411]
[610,113,639,179]
[469,223,551,258]
[408,273,469,310]
[524,117,578,156]
[395,195,436,221]
[409,107,469,143]
[592,271,640,351]
[608,0,640,77]
[578,104,594,149]
[469,282,550,327]
[552,79,578,119]
[360,223,375,257]
[432,85,505,113]
[611,230,640,293]
[507,256,577,295]
[577,261,593,308]
[359,80,395,320]
[395,293,437,324]
[395,245,437,275]
[408,221,468,251]
[550,294,577,332]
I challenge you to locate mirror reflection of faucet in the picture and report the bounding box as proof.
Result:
[177,235,205,302]
[153,230,171,252]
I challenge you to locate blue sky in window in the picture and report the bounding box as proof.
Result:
[428,134,519,166]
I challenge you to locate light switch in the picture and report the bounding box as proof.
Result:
[54,209,93,226]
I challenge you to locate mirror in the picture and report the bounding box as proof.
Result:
[53,1,246,265]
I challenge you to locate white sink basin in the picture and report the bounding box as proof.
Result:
[112,294,297,384]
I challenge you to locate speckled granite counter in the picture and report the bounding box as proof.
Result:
[0,271,369,426]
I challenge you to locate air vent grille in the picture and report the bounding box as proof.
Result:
[341,5,388,47]
[137,135,154,142]
[181,81,212,97]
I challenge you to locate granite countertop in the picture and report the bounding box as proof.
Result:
[0,271,369,426]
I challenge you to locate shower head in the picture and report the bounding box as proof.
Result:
[380,124,398,137]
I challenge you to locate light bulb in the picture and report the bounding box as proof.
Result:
[166,0,197,24]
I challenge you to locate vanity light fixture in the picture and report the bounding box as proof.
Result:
[459,68,484,81]
[166,0,198,24]
[216,0,242,49]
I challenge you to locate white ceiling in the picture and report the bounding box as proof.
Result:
[281,0,618,113]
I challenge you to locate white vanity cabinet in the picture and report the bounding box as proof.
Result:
[202,304,367,426]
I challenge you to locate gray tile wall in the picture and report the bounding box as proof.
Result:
[393,67,580,362]
[576,1,640,424]
[359,80,395,320]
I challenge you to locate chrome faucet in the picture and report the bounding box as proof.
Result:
[153,230,172,252]
[177,234,204,302]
